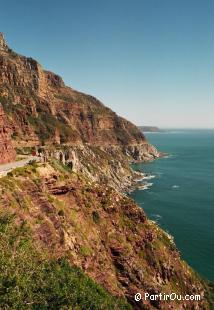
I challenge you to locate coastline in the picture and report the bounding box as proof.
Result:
[126,151,166,194]
[129,130,214,282]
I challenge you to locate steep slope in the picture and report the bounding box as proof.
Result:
[0,209,130,310]
[0,161,213,309]
[0,32,158,162]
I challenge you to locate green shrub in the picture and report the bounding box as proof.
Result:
[58,209,64,217]
[16,147,33,155]
[92,211,100,224]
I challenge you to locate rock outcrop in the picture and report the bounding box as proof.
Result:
[0,103,16,164]
[44,144,139,192]
[0,32,8,52]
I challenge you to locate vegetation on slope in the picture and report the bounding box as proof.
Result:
[0,160,213,309]
[0,212,131,309]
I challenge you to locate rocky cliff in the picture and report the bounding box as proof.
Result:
[0,32,158,163]
[0,103,16,164]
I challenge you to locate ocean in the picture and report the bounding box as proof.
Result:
[131,130,214,282]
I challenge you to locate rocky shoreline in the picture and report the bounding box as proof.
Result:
[125,151,167,194]
[125,170,150,194]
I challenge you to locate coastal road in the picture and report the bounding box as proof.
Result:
[0,156,40,177]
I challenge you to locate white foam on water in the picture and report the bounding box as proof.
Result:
[163,154,176,159]
[172,185,180,189]
[151,214,162,219]
[143,175,156,180]
[136,177,145,182]
[139,182,153,191]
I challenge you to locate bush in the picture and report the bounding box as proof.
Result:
[92,211,100,224]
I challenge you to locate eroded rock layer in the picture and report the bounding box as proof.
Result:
[0,103,16,164]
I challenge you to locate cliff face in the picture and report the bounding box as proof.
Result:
[0,33,157,162]
[0,103,16,164]
[43,144,159,192]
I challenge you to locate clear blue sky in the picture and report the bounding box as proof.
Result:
[1,0,214,128]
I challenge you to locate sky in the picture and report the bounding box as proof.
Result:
[0,0,214,128]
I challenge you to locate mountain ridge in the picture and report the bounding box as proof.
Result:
[0,32,157,156]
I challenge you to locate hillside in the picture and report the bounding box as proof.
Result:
[0,160,213,309]
[0,33,214,309]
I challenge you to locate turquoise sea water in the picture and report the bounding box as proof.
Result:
[131,130,214,282]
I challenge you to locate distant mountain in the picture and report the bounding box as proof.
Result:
[139,126,162,132]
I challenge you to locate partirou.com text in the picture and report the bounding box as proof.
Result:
[134,292,201,302]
